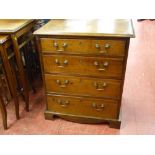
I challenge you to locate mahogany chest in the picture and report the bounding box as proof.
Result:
[34,19,135,129]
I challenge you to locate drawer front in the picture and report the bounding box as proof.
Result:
[45,74,121,99]
[43,55,123,78]
[41,38,126,56]
[46,95,118,119]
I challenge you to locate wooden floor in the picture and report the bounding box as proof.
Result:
[0,20,155,134]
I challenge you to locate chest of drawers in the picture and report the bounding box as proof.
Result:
[34,19,135,129]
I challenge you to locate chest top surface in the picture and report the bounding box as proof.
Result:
[34,19,135,38]
[0,35,9,44]
[0,19,34,33]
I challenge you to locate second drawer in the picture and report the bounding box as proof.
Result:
[43,55,124,78]
[45,74,121,99]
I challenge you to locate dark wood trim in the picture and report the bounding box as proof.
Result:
[35,35,132,40]
[43,72,123,80]
[41,51,125,59]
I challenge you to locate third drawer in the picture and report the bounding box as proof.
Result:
[45,74,122,99]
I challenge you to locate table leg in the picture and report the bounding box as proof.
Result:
[11,34,29,112]
[0,68,11,104]
[0,46,19,119]
[0,94,7,129]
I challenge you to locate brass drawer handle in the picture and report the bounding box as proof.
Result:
[94,61,109,71]
[94,82,107,91]
[95,43,111,54]
[54,42,58,48]
[57,99,70,107]
[105,43,110,49]
[53,42,67,52]
[95,44,100,49]
[92,102,105,111]
[62,43,67,48]
[55,59,68,68]
[56,79,70,88]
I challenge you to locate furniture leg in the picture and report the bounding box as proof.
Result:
[0,46,19,119]
[11,34,29,111]
[0,94,7,129]
[109,120,121,129]
[44,111,55,120]
[1,70,12,103]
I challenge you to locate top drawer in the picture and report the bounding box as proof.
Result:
[40,38,126,56]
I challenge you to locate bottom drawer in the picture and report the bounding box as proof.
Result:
[46,95,119,119]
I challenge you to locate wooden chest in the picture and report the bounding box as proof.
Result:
[34,19,135,129]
